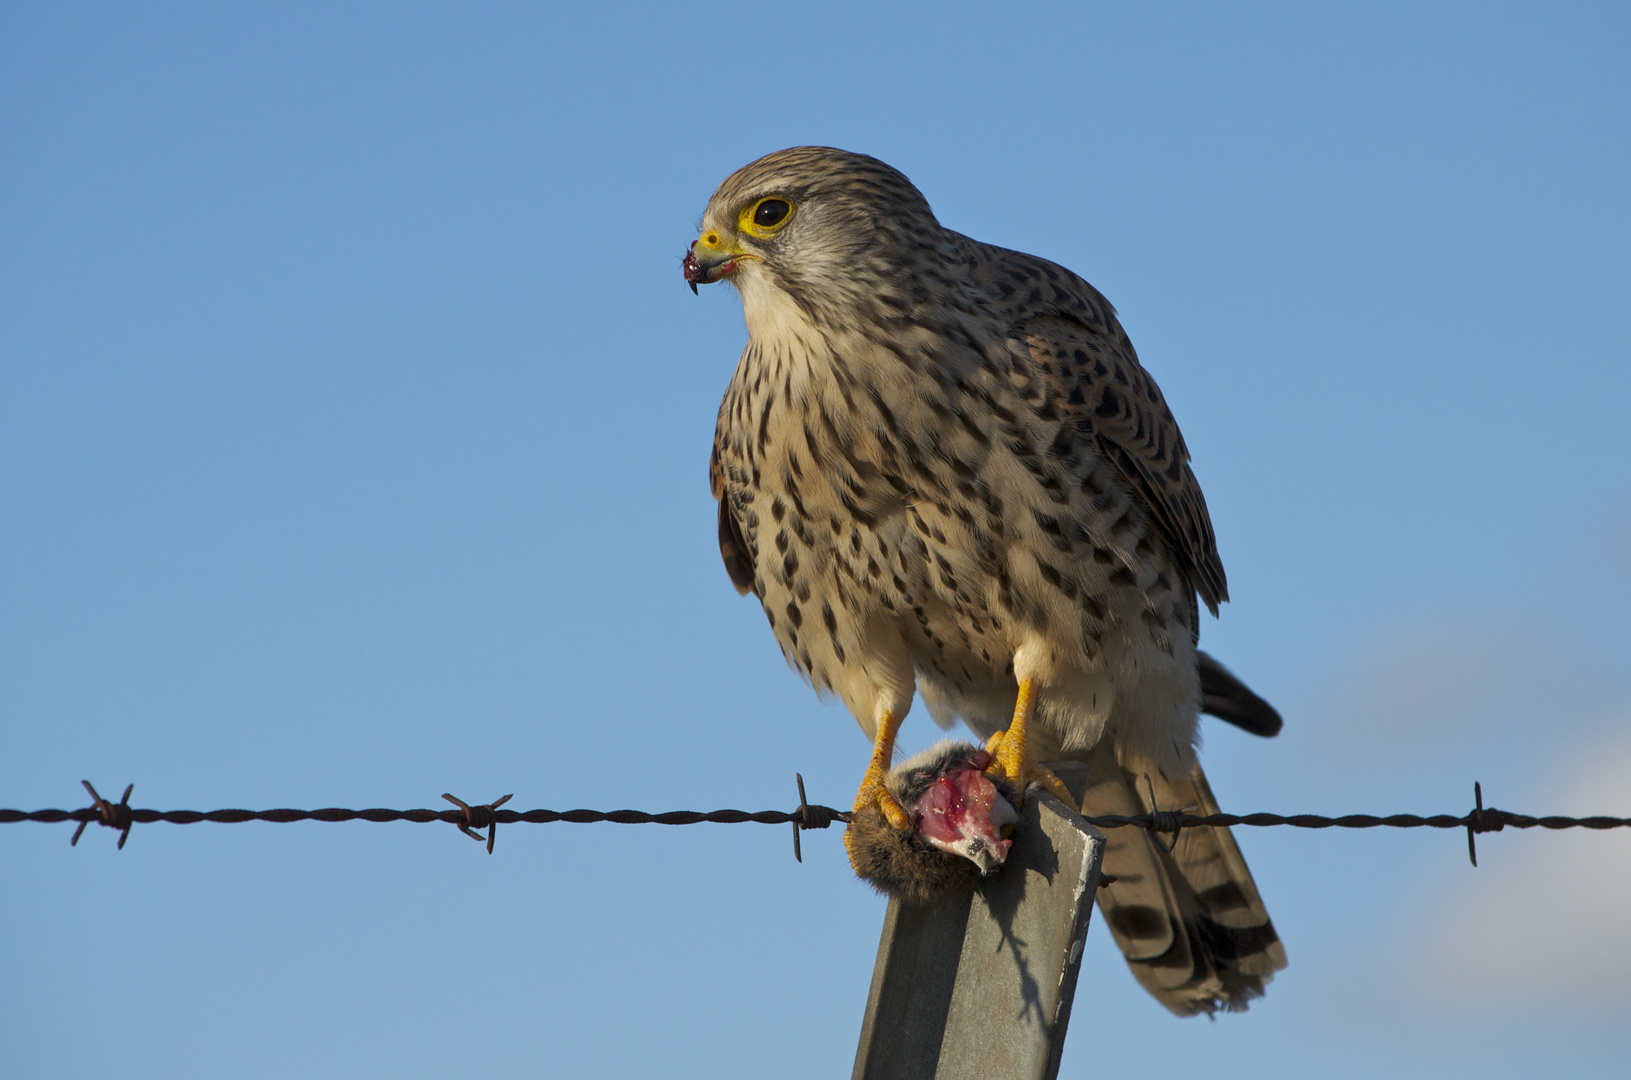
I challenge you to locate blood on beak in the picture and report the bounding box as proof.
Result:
[683,236,740,293]
[683,246,701,294]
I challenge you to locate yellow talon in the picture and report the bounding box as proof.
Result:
[1029,764,1075,806]
[845,707,911,873]
[985,677,1037,793]
[984,677,1074,807]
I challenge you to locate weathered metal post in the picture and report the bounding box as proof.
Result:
[852,780,1104,1080]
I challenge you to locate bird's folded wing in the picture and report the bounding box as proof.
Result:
[1197,651,1283,737]
[710,443,756,596]
[1011,308,1228,613]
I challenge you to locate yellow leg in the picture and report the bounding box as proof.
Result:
[985,677,1074,806]
[849,708,911,831]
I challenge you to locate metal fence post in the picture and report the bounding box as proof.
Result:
[852,789,1105,1080]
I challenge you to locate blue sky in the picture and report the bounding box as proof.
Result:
[3,3,1628,1077]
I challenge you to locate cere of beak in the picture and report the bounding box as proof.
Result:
[683,239,737,294]
[913,756,1017,875]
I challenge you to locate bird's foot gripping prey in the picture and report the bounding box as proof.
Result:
[980,676,1074,807]
[845,678,1074,902]
[845,740,1020,905]
[690,146,1287,1014]
[847,706,912,832]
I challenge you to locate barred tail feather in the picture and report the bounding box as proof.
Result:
[1071,741,1286,1015]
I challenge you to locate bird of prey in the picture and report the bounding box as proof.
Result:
[687,147,1286,1015]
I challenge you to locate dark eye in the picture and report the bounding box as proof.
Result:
[753,199,791,228]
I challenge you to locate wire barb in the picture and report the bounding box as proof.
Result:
[71,781,134,850]
[790,773,850,862]
[442,792,513,854]
[1140,774,1195,852]
[1465,781,1508,868]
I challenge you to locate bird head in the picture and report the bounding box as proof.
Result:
[683,146,944,328]
[846,741,1021,904]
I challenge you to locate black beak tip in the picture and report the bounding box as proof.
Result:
[689,280,698,295]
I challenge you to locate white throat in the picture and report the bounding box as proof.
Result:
[733,266,819,351]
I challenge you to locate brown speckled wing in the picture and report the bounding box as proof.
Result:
[1012,309,1228,614]
[710,443,756,596]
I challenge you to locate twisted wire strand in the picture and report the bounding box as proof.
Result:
[1078,811,1631,832]
[4,805,1628,831]
[1,806,818,826]
[9,777,1625,870]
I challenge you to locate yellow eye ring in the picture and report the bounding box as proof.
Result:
[739,197,794,237]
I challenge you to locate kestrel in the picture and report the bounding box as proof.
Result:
[687,147,1286,1014]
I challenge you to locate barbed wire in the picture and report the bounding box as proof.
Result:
[3,778,1627,867]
